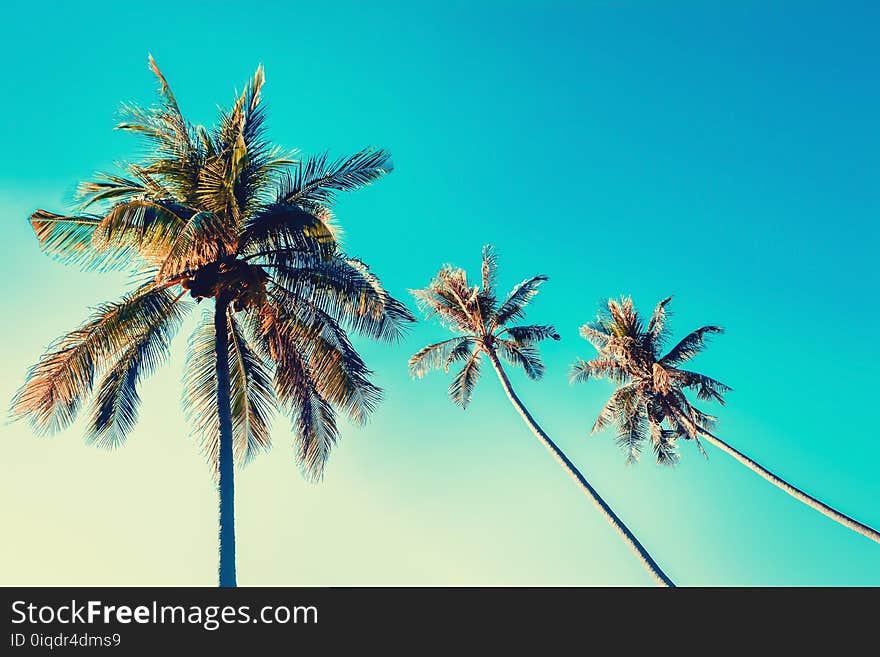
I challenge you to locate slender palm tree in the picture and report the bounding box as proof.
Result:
[572,296,880,544]
[409,246,675,586]
[10,57,413,587]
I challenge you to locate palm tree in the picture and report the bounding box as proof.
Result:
[572,296,880,544]
[10,57,413,587]
[409,246,675,586]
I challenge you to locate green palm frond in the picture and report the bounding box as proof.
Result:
[148,54,183,117]
[277,148,392,207]
[195,152,242,220]
[493,275,548,329]
[231,65,298,218]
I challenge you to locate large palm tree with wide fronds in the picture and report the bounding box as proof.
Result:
[10,57,413,587]
[573,296,880,544]
[409,246,675,586]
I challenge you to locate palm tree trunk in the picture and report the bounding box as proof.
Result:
[484,348,675,587]
[696,427,880,545]
[214,295,237,587]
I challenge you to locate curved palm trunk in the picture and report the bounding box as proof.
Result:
[484,349,675,587]
[697,428,880,545]
[214,296,237,587]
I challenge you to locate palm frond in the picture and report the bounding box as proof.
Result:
[409,337,474,378]
[116,56,199,190]
[87,294,187,448]
[591,384,640,434]
[148,54,182,116]
[448,349,482,409]
[183,309,277,472]
[268,303,382,425]
[91,199,191,263]
[569,357,630,385]
[481,244,498,292]
[182,314,220,468]
[648,416,680,466]
[227,312,276,463]
[493,275,548,328]
[410,285,473,334]
[675,370,731,404]
[29,210,137,271]
[502,324,560,345]
[238,203,335,260]
[258,311,339,482]
[291,379,339,483]
[277,148,392,207]
[270,256,414,342]
[646,296,673,352]
[156,211,238,280]
[77,173,151,209]
[578,322,612,351]
[11,286,182,434]
[614,393,647,465]
[495,340,545,380]
[604,296,641,339]
[660,326,724,366]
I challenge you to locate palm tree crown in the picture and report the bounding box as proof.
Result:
[409,245,560,405]
[571,296,729,466]
[11,56,412,481]
[410,249,675,586]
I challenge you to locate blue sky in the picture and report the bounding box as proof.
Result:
[1,0,878,585]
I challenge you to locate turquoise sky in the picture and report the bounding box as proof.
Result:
[2,0,878,586]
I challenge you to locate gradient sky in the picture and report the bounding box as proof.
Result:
[2,0,878,586]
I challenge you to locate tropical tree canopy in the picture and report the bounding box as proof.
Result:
[11,56,413,481]
[409,245,560,407]
[571,296,730,466]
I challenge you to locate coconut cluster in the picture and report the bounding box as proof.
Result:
[180,259,269,311]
